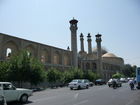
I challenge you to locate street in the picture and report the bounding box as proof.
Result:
[8,83,140,105]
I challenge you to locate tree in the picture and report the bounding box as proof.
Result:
[83,70,101,82]
[112,72,124,79]
[122,64,136,77]
[46,68,61,88]
[61,70,73,85]
[83,70,97,81]
[29,58,45,86]
[71,68,83,79]
[0,61,10,81]
[8,50,45,87]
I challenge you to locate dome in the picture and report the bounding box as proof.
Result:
[102,53,117,57]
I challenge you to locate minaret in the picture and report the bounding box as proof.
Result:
[69,18,78,67]
[67,46,70,51]
[87,33,92,54]
[80,33,84,52]
[96,33,103,77]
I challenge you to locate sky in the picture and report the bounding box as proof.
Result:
[0,0,140,66]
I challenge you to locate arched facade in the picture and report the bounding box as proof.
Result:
[0,33,72,70]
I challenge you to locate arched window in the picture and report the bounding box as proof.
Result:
[26,51,31,56]
[4,41,18,59]
[92,63,97,69]
[41,55,45,63]
[86,62,90,70]
[25,45,35,57]
[64,55,70,66]
[40,49,50,63]
[6,48,12,59]
[54,51,60,64]
[41,50,46,63]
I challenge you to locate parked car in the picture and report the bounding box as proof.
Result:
[89,81,94,87]
[120,78,127,83]
[82,79,91,88]
[84,79,94,87]
[0,82,33,103]
[107,79,122,87]
[68,79,89,90]
[95,79,106,85]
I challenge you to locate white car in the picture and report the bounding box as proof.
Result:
[0,82,33,103]
[68,79,89,90]
[107,79,122,87]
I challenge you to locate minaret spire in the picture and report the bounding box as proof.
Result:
[80,33,85,52]
[87,33,92,54]
[69,18,78,67]
[96,33,103,77]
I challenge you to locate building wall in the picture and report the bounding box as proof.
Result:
[0,33,72,70]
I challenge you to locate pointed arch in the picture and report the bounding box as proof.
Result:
[64,54,70,66]
[40,49,50,63]
[25,44,35,57]
[3,40,18,59]
[86,62,90,70]
[53,51,61,64]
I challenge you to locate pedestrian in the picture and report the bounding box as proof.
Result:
[129,79,135,90]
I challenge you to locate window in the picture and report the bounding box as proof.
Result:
[6,48,12,59]
[3,84,15,90]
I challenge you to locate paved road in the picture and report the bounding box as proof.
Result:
[8,83,140,105]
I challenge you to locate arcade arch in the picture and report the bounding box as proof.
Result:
[53,51,61,65]
[25,44,35,57]
[40,49,50,63]
[64,54,70,66]
[3,41,18,59]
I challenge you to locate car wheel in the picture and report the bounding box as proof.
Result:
[20,94,28,103]
[70,87,73,90]
[78,86,81,90]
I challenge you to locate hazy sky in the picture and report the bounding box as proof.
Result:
[0,0,140,66]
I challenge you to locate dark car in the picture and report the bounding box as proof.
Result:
[95,79,106,85]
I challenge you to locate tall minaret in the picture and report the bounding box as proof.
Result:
[69,18,78,67]
[80,33,84,52]
[87,33,92,54]
[96,33,103,77]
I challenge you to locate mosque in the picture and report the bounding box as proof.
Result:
[0,18,124,80]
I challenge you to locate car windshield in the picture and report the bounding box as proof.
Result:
[72,80,79,82]
[108,79,113,82]
[96,79,102,81]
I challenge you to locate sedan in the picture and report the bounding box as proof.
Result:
[68,79,89,90]
[95,79,106,85]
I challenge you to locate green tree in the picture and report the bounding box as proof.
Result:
[122,64,136,77]
[71,68,83,79]
[29,58,45,86]
[83,70,100,82]
[8,50,45,87]
[61,70,73,85]
[46,68,61,88]
[112,72,124,79]
[0,61,10,81]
